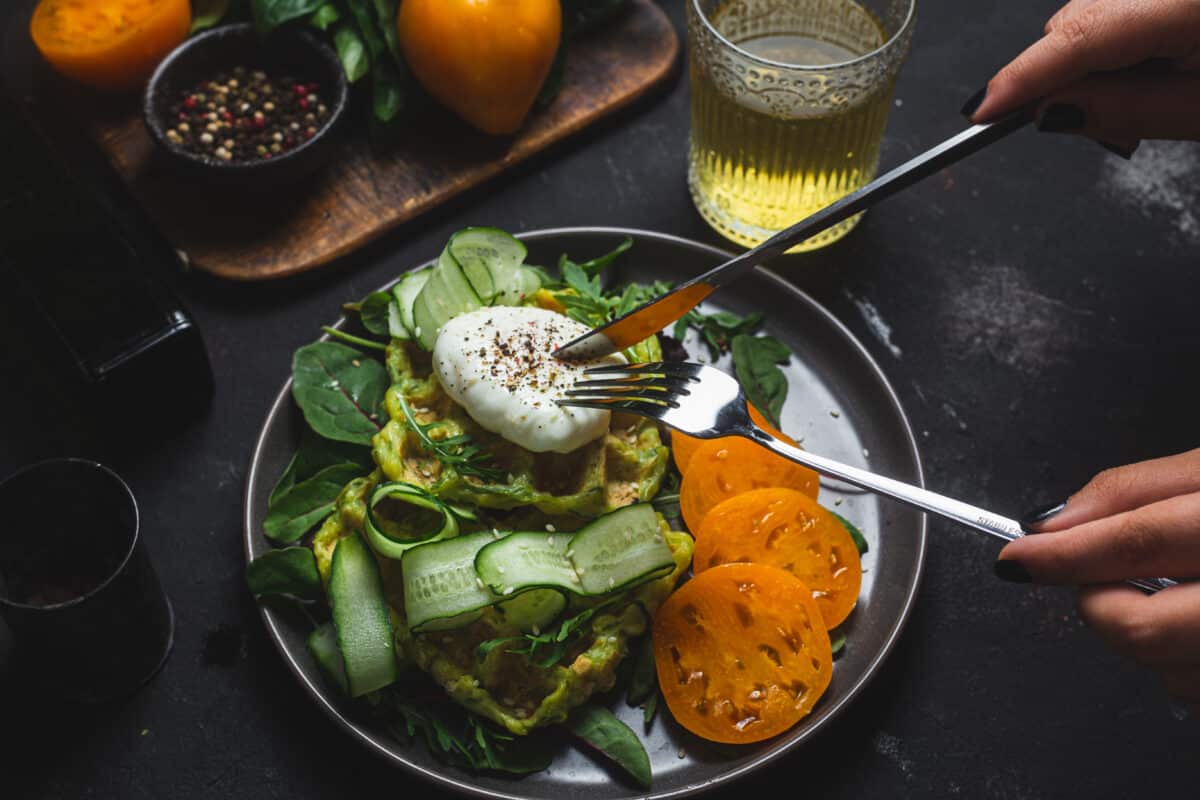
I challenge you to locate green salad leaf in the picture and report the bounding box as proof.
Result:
[191,0,232,33]
[566,704,652,788]
[358,291,395,337]
[333,23,369,83]
[245,546,322,601]
[730,333,790,429]
[264,462,365,542]
[292,341,388,445]
[253,0,325,32]
[308,3,340,31]
[387,697,555,774]
[833,512,870,555]
[625,633,660,728]
[673,308,764,360]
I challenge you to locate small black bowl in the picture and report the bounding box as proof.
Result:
[143,23,348,185]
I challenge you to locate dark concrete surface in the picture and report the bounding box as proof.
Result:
[3,1,1200,797]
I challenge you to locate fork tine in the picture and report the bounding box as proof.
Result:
[564,389,682,407]
[557,398,674,416]
[570,378,690,393]
[583,362,701,379]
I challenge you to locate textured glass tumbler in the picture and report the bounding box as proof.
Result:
[0,459,174,703]
[687,0,916,251]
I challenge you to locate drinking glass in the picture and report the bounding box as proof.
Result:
[0,459,174,702]
[688,0,916,251]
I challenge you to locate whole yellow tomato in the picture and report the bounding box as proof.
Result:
[398,0,562,136]
[30,0,191,91]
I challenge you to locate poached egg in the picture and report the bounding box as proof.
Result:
[432,306,625,454]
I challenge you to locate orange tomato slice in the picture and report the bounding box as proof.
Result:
[694,488,862,629]
[653,562,832,744]
[679,437,819,533]
[671,404,795,475]
[30,0,191,91]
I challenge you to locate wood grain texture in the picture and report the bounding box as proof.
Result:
[85,0,678,281]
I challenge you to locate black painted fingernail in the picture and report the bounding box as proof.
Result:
[994,559,1032,583]
[1037,103,1085,132]
[960,86,987,119]
[1098,140,1138,160]
[1021,501,1066,531]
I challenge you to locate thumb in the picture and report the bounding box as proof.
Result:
[1035,71,1200,145]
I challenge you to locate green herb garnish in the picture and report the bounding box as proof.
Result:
[477,597,621,668]
[672,308,764,359]
[397,394,505,483]
[387,698,554,774]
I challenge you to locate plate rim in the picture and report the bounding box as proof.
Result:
[242,226,927,799]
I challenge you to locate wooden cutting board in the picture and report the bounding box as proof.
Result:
[87,0,678,281]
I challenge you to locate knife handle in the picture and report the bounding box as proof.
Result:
[750,428,1176,595]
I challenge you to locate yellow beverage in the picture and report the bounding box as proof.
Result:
[688,0,907,251]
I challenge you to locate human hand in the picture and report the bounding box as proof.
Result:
[962,0,1200,157]
[996,448,1200,715]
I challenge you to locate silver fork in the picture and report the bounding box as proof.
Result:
[560,362,1175,594]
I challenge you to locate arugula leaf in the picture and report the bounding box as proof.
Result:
[245,547,322,601]
[292,341,388,444]
[264,462,364,542]
[730,334,790,429]
[191,0,231,33]
[253,0,325,32]
[832,512,870,555]
[566,705,652,788]
[387,698,554,774]
[566,236,633,277]
[477,598,620,668]
[673,308,764,360]
[308,3,340,30]
[397,394,505,483]
[333,23,369,83]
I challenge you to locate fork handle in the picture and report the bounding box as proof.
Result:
[748,429,1176,594]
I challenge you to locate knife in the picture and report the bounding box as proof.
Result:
[554,106,1034,361]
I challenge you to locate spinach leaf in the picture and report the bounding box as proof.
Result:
[387,698,554,774]
[830,628,847,658]
[308,623,350,693]
[292,341,388,444]
[309,3,340,31]
[333,23,369,82]
[372,61,404,123]
[253,0,325,32]
[832,512,869,555]
[358,290,394,337]
[674,308,764,359]
[625,633,658,708]
[566,704,652,788]
[191,0,231,33]
[345,0,386,64]
[730,334,790,429]
[245,546,322,600]
[372,0,404,68]
[643,691,659,725]
[264,463,364,542]
[270,429,372,505]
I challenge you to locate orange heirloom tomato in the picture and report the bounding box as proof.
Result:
[397,0,561,135]
[30,0,191,91]
[679,437,819,533]
[653,562,833,744]
[671,403,795,475]
[694,488,863,629]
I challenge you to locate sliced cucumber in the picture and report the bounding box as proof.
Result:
[498,588,567,633]
[363,481,459,560]
[475,531,581,597]
[448,227,525,305]
[307,622,349,694]
[571,504,675,595]
[329,532,398,697]
[494,265,543,306]
[386,300,408,340]
[412,247,483,350]
[403,531,498,633]
[392,268,430,338]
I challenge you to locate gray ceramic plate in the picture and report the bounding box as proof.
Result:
[243,227,926,799]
